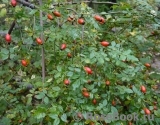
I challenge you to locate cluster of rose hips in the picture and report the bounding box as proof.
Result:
[6,2,109,68]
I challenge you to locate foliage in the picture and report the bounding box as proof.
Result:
[0,0,160,125]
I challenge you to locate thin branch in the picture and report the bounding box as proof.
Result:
[17,0,36,9]
[38,0,45,85]
[66,8,78,15]
[8,20,16,35]
[52,1,117,6]
[38,0,45,124]
[80,25,85,59]
[83,1,118,4]
[59,20,68,27]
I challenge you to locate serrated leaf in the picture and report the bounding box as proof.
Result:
[111,106,118,114]
[0,117,11,125]
[67,72,73,77]
[124,50,131,55]
[57,66,62,72]
[54,73,61,78]
[127,55,139,62]
[103,100,108,106]
[0,53,8,60]
[27,97,32,105]
[111,41,116,47]
[90,52,95,59]
[48,114,58,119]
[35,92,45,99]
[150,73,160,80]
[61,114,68,122]
[28,10,37,15]
[154,109,160,117]
[125,88,133,93]
[1,48,9,54]
[74,68,81,72]
[72,79,81,91]
[44,97,49,104]
[36,113,46,119]
[54,118,60,125]
[132,85,141,96]
[98,57,104,64]
[52,86,61,91]
[119,55,126,60]
[105,113,112,123]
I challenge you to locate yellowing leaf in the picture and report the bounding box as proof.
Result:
[129,31,137,36]
[47,78,53,82]
[81,2,87,7]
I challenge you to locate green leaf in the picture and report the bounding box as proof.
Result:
[35,92,45,99]
[72,79,81,90]
[119,55,126,61]
[68,67,74,71]
[35,82,43,87]
[49,114,58,119]
[0,53,8,60]
[150,72,160,80]
[52,86,61,91]
[98,57,104,64]
[0,117,11,125]
[111,106,118,114]
[111,41,116,47]
[54,73,61,78]
[104,113,112,123]
[132,85,141,96]
[102,100,108,106]
[67,72,73,77]
[123,50,131,55]
[154,109,160,117]
[34,107,47,119]
[127,55,139,62]
[57,66,62,72]
[100,12,107,15]
[74,68,81,72]
[10,54,15,59]
[28,10,37,15]
[61,114,68,122]
[44,97,49,104]
[36,113,46,119]
[0,8,7,17]
[125,88,133,93]
[93,22,100,29]
[90,52,95,59]
[26,97,32,105]
[54,117,60,125]
[1,48,9,54]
